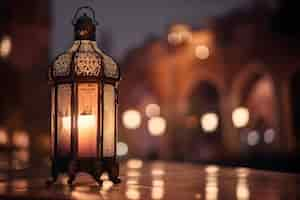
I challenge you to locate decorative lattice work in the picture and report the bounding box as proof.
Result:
[52,40,119,78]
[103,54,119,78]
[53,53,72,76]
[74,52,101,76]
[93,44,119,79]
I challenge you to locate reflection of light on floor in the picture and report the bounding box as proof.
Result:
[102,180,114,191]
[205,165,219,200]
[236,168,250,200]
[75,186,91,192]
[151,168,165,176]
[72,191,100,200]
[0,182,7,193]
[205,165,219,174]
[152,179,164,187]
[126,187,140,200]
[151,163,165,200]
[12,179,28,192]
[127,159,143,169]
[151,186,164,200]
[126,178,139,185]
[126,160,141,200]
[0,129,8,145]
[151,162,165,177]
[236,168,250,178]
[13,131,30,148]
[127,170,141,178]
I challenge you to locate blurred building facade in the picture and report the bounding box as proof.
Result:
[120,1,300,163]
[0,0,50,168]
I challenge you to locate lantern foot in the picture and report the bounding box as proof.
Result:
[46,163,59,186]
[67,161,77,186]
[108,162,121,184]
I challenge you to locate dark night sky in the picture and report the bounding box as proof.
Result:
[52,0,252,60]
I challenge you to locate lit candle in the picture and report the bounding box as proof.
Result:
[58,116,71,155]
[77,83,98,157]
[78,114,97,157]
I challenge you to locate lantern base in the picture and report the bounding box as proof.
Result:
[47,157,120,186]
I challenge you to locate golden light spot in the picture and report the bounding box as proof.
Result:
[232,107,250,128]
[122,109,142,129]
[147,117,167,136]
[0,128,8,145]
[117,142,128,156]
[0,36,12,58]
[145,104,160,118]
[200,113,219,133]
[127,159,143,169]
[12,131,30,149]
[195,45,210,60]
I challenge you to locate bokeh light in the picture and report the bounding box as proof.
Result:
[205,165,220,174]
[200,113,219,133]
[0,36,12,58]
[195,45,210,60]
[126,188,140,200]
[232,107,250,128]
[122,109,142,129]
[236,168,250,200]
[205,164,219,200]
[12,131,30,149]
[247,130,259,146]
[127,159,143,169]
[167,24,192,45]
[117,142,128,156]
[147,117,167,136]
[145,103,160,118]
[264,128,275,144]
[0,129,8,145]
[151,186,164,199]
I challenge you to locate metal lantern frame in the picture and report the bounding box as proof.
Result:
[48,6,121,185]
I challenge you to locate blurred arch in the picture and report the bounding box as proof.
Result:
[231,63,279,152]
[184,80,223,161]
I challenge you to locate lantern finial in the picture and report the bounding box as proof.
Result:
[72,6,98,41]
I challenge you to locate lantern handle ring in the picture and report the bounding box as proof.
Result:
[72,6,99,26]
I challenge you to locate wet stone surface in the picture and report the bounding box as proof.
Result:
[0,161,300,200]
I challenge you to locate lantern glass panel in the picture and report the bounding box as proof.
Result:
[77,83,98,157]
[57,84,72,156]
[103,84,116,157]
[51,87,55,156]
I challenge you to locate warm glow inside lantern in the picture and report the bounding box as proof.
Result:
[48,7,121,186]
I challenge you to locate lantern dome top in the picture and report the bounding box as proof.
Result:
[49,6,120,82]
[50,40,120,81]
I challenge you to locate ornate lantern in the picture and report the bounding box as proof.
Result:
[48,6,121,185]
